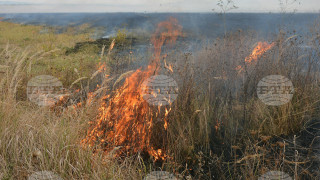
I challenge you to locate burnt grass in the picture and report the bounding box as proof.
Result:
[203,120,320,179]
[65,37,137,55]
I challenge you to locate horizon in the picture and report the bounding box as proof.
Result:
[0,0,319,13]
[0,12,319,14]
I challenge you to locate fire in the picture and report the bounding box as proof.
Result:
[163,107,171,130]
[237,41,275,73]
[97,62,106,72]
[164,59,173,73]
[245,42,275,63]
[81,17,182,161]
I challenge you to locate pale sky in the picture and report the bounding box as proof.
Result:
[0,0,319,13]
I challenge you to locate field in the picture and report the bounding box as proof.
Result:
[0,16,320,180]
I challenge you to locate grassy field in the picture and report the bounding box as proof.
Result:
[0,19,320,180]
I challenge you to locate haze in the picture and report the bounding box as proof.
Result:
[0,0,319,13]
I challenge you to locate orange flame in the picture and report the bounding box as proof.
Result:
[81,17,182,161]
[98,62,106,71]
[164,59,173,73]
[245,42,275,63]
[237,42,275,73]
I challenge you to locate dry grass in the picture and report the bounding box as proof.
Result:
[0,20,320,180]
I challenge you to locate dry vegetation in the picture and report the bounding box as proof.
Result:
[0,19,320,180]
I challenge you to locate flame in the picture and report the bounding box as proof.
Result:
[98,62,106,72]
[245,42,275,63]
[163,107,171,130]
[81,17,182,161]
[72,102,83,109]
[237,42,275,73]
[164,59,173,73]
[86,92,94,105]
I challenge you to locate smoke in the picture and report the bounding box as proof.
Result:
[2,13,318,37]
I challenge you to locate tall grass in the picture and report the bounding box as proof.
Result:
[0,20,319,179]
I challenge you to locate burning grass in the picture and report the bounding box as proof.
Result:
[81,17,182,161]
[0,18,320,179]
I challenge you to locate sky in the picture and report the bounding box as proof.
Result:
[0,0,319,13]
